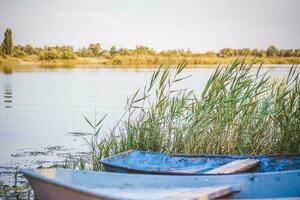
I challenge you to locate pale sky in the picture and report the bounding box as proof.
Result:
[0,0,299,52]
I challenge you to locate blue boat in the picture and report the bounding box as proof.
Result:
[19,168,300,199]
[100,150,300,175]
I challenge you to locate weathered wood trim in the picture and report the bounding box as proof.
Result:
[205,159,260,174]
[162,185,236,200]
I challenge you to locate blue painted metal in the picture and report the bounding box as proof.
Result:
[19,168,300,199]
[100,150,300,175]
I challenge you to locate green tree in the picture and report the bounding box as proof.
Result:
[13,45,26,57]
[258,49,266,57]
[294,49,300,57]
[24,44,35,55]
[285,49,294,57]
[2,28,13,55]
[218,48,235,58]
[88,43,101,57]
[119,48,133,56]
[251,49,259,56]
[61,47,76,59]
[39,48,61,60]
[266,45,278,57]
[77,47,94,57]
[135,45,156,55]
[109,45,117,56]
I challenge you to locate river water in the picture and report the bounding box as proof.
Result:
[0,65,296,183]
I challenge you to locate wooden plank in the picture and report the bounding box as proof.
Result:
[205,159,259,174]
[161,185,237,200]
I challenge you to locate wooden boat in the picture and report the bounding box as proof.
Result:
[100,150,300,175]
[20,168,300,200]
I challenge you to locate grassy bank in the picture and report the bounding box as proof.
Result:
[79,58,300,170]
[108,55,300,65]
[1,56,300,72]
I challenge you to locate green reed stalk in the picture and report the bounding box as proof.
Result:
[82,58,299,170]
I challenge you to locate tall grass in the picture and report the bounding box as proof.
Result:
[84,58,300,170]
[109,55,300,66]
[1,55,300,71]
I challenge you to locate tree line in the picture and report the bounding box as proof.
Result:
[1,28,300,61]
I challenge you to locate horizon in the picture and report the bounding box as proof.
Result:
[1,0,300,52]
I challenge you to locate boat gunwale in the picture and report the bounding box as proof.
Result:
[99,150,300,175]
[19,168,300,199]
[18,168,116,200]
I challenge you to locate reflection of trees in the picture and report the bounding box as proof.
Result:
[3,84,12,109]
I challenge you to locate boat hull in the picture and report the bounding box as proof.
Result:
[100,150,300,175]
[20,168,300,200]
[25,176,108,200]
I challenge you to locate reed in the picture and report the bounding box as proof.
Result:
[0,171,34,199]
[1,56,300,71]
[108,55,300,66]
[81,58,300,170]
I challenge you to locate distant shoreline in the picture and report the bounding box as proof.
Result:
[1,56,300,73]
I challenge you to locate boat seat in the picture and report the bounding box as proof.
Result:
[161,185,239,200]
[205,159,260,174]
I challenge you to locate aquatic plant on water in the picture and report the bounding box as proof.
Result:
[0,171,34,200]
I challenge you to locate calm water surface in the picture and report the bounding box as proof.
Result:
[0,65,295,174]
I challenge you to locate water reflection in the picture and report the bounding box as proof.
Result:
[2,66,13,74]
[4,86,12,109]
